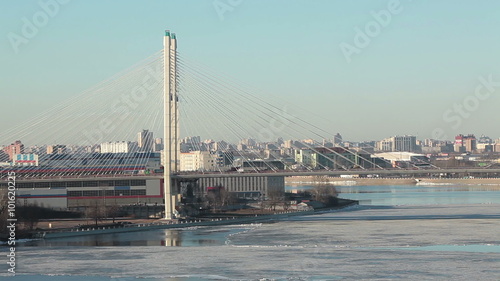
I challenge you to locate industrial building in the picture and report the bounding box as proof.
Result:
[197,175,285,199]
[1,178,163,210]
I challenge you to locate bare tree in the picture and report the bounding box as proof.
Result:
[310,185,339,206]
[219,189,236,208]
[313,175,330,185]
[267,188,284,211]
[18,203,42,231]
[85,201,106,226]
[204,186,237,212]
[106,202,121,223]
[205,191,220,212]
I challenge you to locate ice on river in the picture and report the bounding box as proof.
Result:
[3,204,500,280]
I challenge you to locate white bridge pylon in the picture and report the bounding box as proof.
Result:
[164,30,179,220]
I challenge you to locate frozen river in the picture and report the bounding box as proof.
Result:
[2,184,500,280]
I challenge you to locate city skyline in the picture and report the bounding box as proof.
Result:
[3,129,498,154]
[2,129,500,149]
[2,1,500,142]
[2,3,500,279]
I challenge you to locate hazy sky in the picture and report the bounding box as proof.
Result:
[1,0,500,143]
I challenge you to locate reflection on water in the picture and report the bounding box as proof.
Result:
[20,227,249,247]
[287,184,500,205]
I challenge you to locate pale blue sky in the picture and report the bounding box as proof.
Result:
[1,0,500,142]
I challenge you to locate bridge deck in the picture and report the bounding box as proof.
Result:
[6,168,500,182]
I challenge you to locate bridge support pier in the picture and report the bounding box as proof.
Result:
[164,30,179,220]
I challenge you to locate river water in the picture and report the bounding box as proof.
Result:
[2,184,500,280]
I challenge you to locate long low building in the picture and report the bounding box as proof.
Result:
[2,178,163,210]
[197,176,285,199]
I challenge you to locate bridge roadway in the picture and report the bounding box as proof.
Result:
[172,168,500,179]
[9,168,500,182]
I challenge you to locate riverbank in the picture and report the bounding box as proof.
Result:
[286,176,500,186]
[13,196,499,280]
[29,200,358,240]
[33,211,313,239]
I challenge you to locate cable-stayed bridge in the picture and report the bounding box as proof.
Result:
[2,31,500,219]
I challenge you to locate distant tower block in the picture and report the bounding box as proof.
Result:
[138,129,154,152]
[334,133,343,145]
[164,30,179,220]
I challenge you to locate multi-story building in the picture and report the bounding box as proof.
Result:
[180,151,219,172]
[180,136,201,152]
[213,140,229,151]
[392,135,417,152]
[478,135,492,144]
[476,135,493,153]
[100,141,131,153]
[454,134,476,153]
[2,140,24,161]
[333,133,343,145]
[376,138,393,152]
[153,138,163,152]
[376,135,417,152]
[47,145,67,155]
[477,143,494,153]
[138,129,154,152]
[295,148,316,167]
[283,140,293,149]
[216,151,234,167]
[240,138,256,149]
